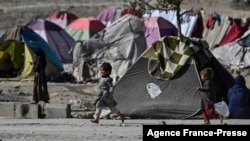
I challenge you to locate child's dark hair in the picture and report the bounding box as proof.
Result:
[200,67,214,80]
[100,62,112,75]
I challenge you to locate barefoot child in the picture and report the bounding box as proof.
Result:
[91,62,125,124]
[196,67,223,124]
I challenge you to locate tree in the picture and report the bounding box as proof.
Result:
[129,0,184,37]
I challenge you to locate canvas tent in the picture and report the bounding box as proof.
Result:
[47,11,78,29]
[0,41,35,80]
[97,6,142,27]
[65,17,106,41]
[0,40,59,81]
[0,26,64,80]
[143,16,177,47]
[202,13,231,50]
[97,6,124,26]
[72,14,147,83]
[212,30,250,69]
[27,19,76,63]
[143,10,202,38]
[113,36,234,119]
[218,19,249,47]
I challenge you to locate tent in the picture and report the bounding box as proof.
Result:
[0,40,59,81]
[72,14,147,83]
[0,41,27,79]
[202,13,231,50]
[113,36,234,119]
[27,19,76,63]
[97,6,122,26]
[47,11,78,29]
[97,6,142,27]
[211,30,250,69]
[218,19,249,47]
[0,26,63,80]
[143,16,177,47]
[143,10,203,38]
[121,8,142,18]
[65,17,106,41]
[0,41,37,81]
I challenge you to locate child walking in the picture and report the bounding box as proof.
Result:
[196,67,223,125]
[91,62,125,124]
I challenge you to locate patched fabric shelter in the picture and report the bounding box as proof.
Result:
[143,10,203,38]
[72,14,147,83]
[113,36,234,119]
[212,30,250,69]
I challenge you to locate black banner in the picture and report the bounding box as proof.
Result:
[143,125,249,139]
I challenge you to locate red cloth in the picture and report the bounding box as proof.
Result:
[121,8,142,18]
[191,14,204,38]
[203,100,219,123]
[219,21,249,46]
[206,13,218,29]
[206,14,215,28]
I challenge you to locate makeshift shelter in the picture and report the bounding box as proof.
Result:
[143,10,203,38]
[113,36,234,119]
[212,30,250,69]
[47,11,78,29]
[27,19,76,63]
[121,8,142,18]
[0,26,64,80]
[65,17,106,41]
[218,19,250,47]
[72,14,147,83]
[0,41,34,80]
[97,6,142,27]
[143,16,177,47]
[202,13,231,50]
[97,6,128,27]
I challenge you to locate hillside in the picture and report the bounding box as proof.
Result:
[0,0,250,32]
[0,0,126,32]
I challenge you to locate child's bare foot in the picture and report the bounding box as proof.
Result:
[120,114,125,123]
[203,121,210,125]
[219,115,224,124]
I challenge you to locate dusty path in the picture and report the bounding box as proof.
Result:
[0,118,143,141]
[0,81,98,105]
[1,118,250,141]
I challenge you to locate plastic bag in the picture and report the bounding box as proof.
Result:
[146,83,162,99]
[214,100,229,117]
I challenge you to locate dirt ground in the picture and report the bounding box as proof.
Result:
[1,118,250,141]
[0,81,98,103]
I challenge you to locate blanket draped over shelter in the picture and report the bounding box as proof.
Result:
[143,36,208,79]
[114,35,234,119]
